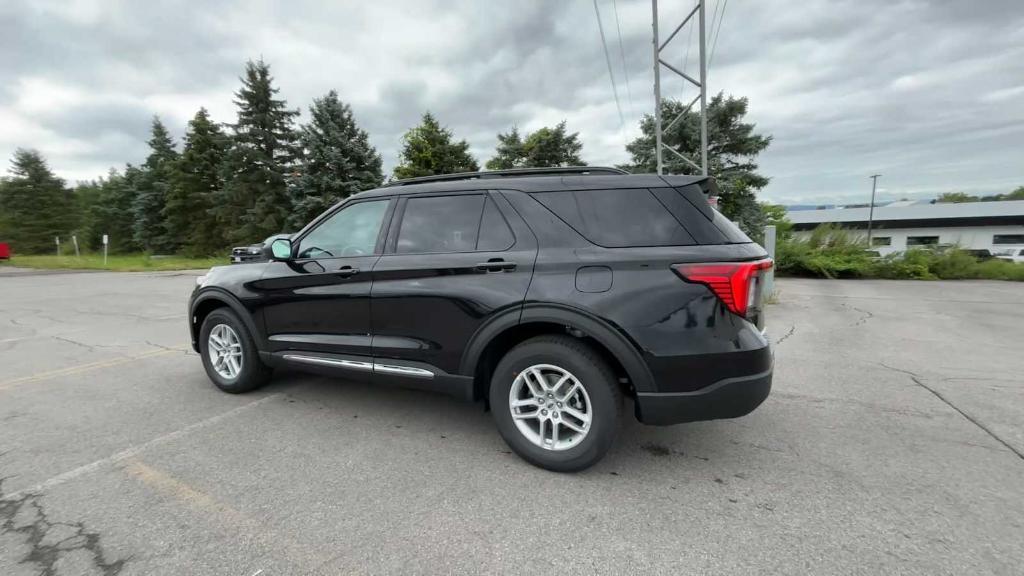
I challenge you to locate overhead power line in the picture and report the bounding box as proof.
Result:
[707,0,722,47]
[593,0,626,138]
[611,0,635,122]
[681,0,697,97]
[709,0,730,67]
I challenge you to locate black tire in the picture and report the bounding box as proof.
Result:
[199,308,272,393]
[490,335,622,472]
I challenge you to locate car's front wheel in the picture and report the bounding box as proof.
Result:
[490,335,622,472]
[199,308,272,393]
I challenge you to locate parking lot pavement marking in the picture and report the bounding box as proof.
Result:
[0,394,281,502]
[0,348,174,391]
[124,460,249,523]
[125,459,320,573]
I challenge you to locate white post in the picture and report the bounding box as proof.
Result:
[55,236,61,257]
[72,235,80,257]
[102,234,109,265]
[763,225,777,300]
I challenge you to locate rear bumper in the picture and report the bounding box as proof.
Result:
[634,364,773,425]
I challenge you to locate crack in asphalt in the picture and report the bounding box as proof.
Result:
[53,335,99,352]
[0,476,127,575]
[144,340,189,353]
[878,362,1024,462]
[774,324,796,346]
[842,302,874,326]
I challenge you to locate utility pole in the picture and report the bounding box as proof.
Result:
[867,174,881,246]
[652,0,708,176]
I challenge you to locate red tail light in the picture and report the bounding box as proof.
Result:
[672,259,773,317]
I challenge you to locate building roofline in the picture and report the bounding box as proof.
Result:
[787,200,1024,225]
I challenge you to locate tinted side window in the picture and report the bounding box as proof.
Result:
[297,200,389,259]
[477,197,515,251]
[710,210,753,244]
[397,195,484,254]
[532,188,695,247]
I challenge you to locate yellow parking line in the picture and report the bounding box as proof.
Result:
[125,460,248,523]
[125,459,321,571]
[0,349,174,390]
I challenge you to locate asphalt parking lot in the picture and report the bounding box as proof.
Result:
[1,268,1022,575]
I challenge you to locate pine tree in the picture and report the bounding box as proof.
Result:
[486,121,585,170]
[87,168,141,253]
[393,112,478,179]
[290,90,383,228]
[165,108,230,255]
[132,116,179,252]
[624,93,772,235]
[213,59,300,243]
[72,180,104,248]
[0,149,75,254]
[486,127,525,170]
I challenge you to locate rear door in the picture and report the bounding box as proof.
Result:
[370,190,537,379]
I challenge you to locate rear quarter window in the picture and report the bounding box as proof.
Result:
[531,188,695,247]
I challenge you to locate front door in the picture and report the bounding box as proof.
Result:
[256,198,394,375]
[370,191,537,380]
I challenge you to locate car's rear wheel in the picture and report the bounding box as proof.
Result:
[490,335,622,472]
[199,308,272,393]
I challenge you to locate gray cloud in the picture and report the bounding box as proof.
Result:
[1,0,1021,203]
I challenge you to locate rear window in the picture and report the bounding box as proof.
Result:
[710,210,753,243]
[532,188,695,247]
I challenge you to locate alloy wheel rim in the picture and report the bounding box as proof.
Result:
[509,364,592,451]
[208,324,243,380]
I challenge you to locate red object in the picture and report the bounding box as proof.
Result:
[0,242,9,260]
[672,259,773,317]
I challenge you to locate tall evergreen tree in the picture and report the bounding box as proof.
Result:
[132,116,179,252]
[393,112,478,179]
[72,180,104,248]
[486,127,525,170]
[624,93,772,236]
[87,167,142,253]
[290,90,383,228]
[486,122,585,170]
[165,108,230,255]
[213,59,300,243]
[0,149,75,254]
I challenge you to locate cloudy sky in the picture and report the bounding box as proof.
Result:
[2,0,1022,204]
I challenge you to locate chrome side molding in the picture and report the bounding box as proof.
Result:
[282,355,434,379]
[373,364,434,379]
[282,355,373,372]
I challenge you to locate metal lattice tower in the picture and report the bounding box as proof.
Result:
[652,0,707,176]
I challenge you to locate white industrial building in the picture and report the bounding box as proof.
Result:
[787,200,1024,256]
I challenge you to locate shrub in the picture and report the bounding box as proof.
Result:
[975,258,1024,281]
[775,224,872,278]
[869,251,935,280]
[774,225,1024,281]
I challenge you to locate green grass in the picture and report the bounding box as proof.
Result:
[0,253,225,272]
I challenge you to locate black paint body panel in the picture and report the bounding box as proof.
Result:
[189,174,773,424]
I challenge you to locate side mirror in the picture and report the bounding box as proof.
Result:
[265,238,293,261]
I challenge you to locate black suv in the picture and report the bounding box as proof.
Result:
[189,167,773,471]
